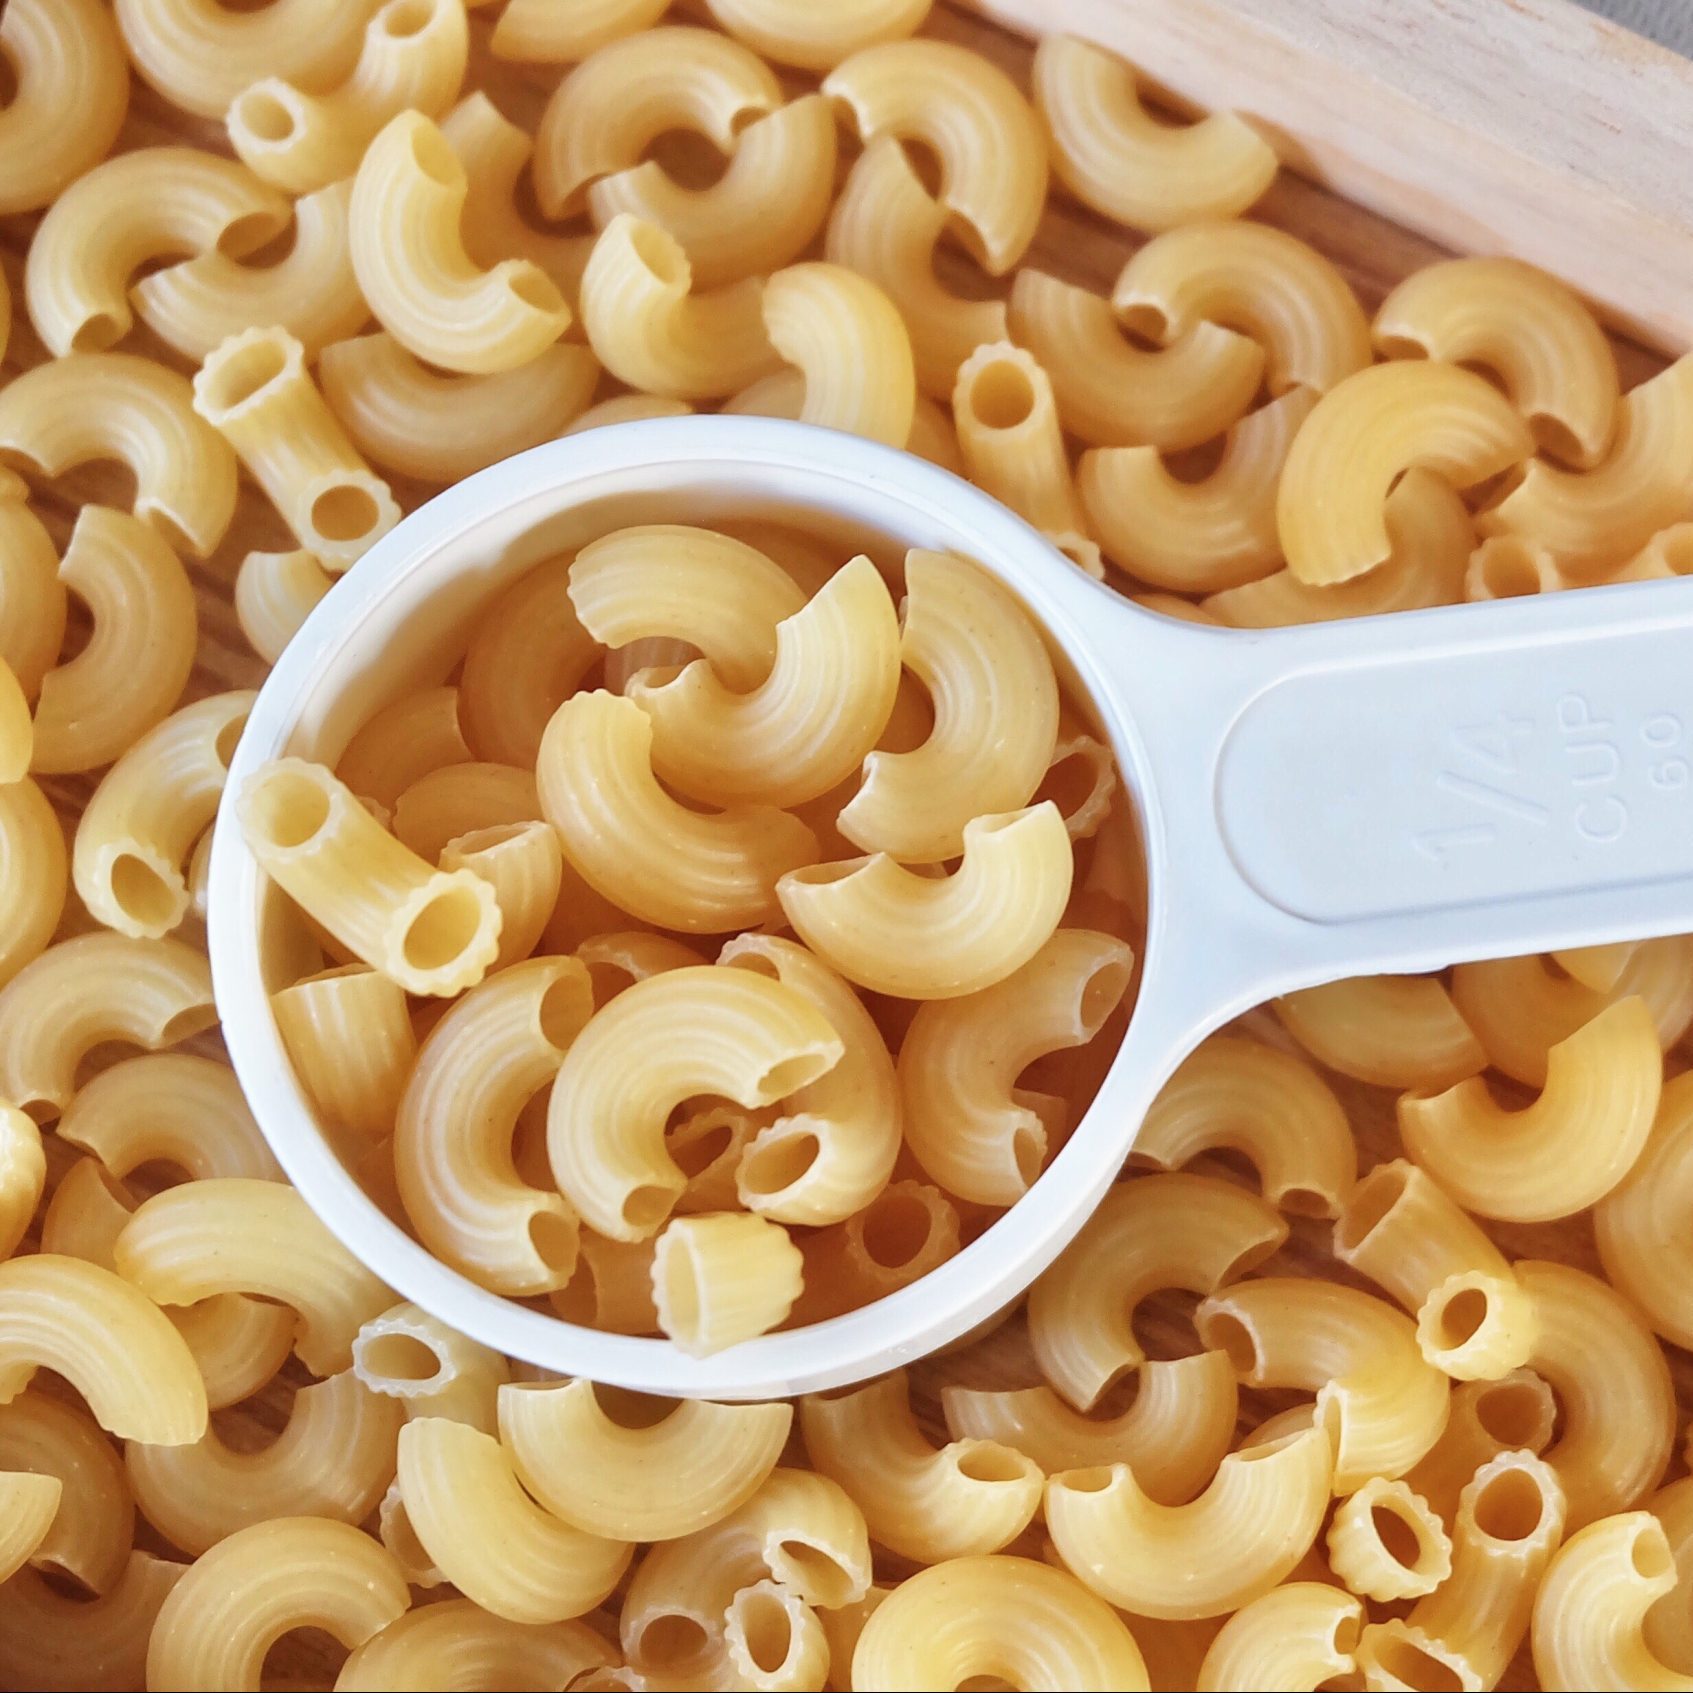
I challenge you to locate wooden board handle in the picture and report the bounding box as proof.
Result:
[966,0,1693,354]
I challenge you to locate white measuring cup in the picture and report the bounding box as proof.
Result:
[210,417,1693,1399]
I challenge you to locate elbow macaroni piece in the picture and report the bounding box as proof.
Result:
[780,804,1074,1000]
[73,691,254,939]
[802,1371,1044,1561]
[273,965,418,1144]
[840,549,1060,863]
[146,1516,409,1693]
[1399,996,1661,1222]
[24,147,291,358]
[1133,1033,1357,1217]
[0,775,66,990]
[240,757,502,997]
[1277,360,1535,584]
[1326,1475,1453,1601]
[320,333,598,485]
[235,549,334,667]
[653,1211,801,1354]
[0,503,62,707]
[1406,1368,1558,1523]
[1047,1426,1334,1619]
[390,760,539,864]
[0,0,129,215]
[394,957,592,1296]
[0,1551,183,1693]
[1196,1583,1362,1691]
[1028,1173,1287,1411]
[492,0,668,60]
[352,111,573,377]
[194,327,400,571]
[1035,36,1275,232]
[440,821,563,973]
[0,355,238,560]
[114,1177,395,1376]
[1274,972,1486,1091]
[398,1417,632,1624]
[354,1300,511,1434]
[0,1106,45,1261]
[824,40,1047,275]
[341,1601,615,1692]
[339,689,472,809]
[953,341,1086,539]
[705,0,929,69]
[1199,1278,1451,1491]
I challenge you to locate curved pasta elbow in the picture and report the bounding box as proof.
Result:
[704,0,931,71]
[1195,1582,1363,1692]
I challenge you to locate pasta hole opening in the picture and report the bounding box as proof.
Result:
[589,1383,673,1429]
[624,1184,676,1233]
[857,1189,935,1269]
[528,1209,578,1274]
[1529,412,1585,467]
[214,713,250,770]
[1470,1466,1547,1542]
[401,886,487,972]
[381,0,434,36]
[233,89,297,145]
[109,853,181,932]
[1332,1614,1363,1657]
[645,127,732,190]
[1474,1377,1553,1449]
[1334,1163,1409,1252]
[953,1443,1034,1485]
[1366,1636,1462,1693]
[636,1615,709,1670]
[1374,332,1427,364]
[1051,533,1103,578]
[199,335,291,415]
[668,1109,742,1179]
[966,357,1037,431]
[309,482,384,545]
[754,1054,829,1104]
[956,1679,1016,1692]
[359,1332,445,1386]
[731,1587,795,1674]
[219,208,286,257]
[740,1129,819,1197]
[263,1629,349,1686]
[773,1540,855,1608]
[1058,1466,1114,1495]
[1074,959,1131,1036]
[1432,1283,1491,1350]
[381,1491,436,1579]
[537,975,590,1051]
[409,122,462,188]
[1116,301,1172,346]
[1199,1309,1259,1376]
[507,266,567,316]
[69,312,123,355]
[157,1003,218,1046]
[628,221,687,287]
[1278,1185,1333,1219]
[1012,1123,1045,1188]
[1632,1525,1674,1582]
[1372,1503,1427,1570]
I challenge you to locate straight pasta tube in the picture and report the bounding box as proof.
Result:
[194,328,398,571]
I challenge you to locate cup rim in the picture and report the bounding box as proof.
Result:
[208,416,1180,1399]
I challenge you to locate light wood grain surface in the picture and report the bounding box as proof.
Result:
[4,4,1687,1688]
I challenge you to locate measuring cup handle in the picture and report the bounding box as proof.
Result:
[1073,578,1693,1011]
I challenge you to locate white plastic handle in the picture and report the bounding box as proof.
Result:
[1068,577,1693,1035]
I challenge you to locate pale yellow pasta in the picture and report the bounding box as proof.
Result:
[1195,1582,1363,1692]
[391,761,538,863]
[272,965,418,1143]
[240,757,502,997]
[1278,360,1535,584]
[565,393,695,432]
[0,1551,183,1693]
[0,353,238,560]
[840,549,1059,862]
[720,1577,830,1692]
[1400,996,1660,1222]
[1353,1621,1483,1692]
[41,1157,144,1267]
[398,1417,632,1624]
[354,1301,511,1433]
[174,1295,299,1416]
[377,1478,444,1588]
[1519,1258,1675,1529]
[0,1473,58,1587]
[0,0,129,216]
[548,963,841,1240]
[1206,466,1474,626]
[781,804,1073,1000]
[1040,723,1119,842]
[824,39,1045,274]
[1275,972,1486,1091]
[0,659,29,784]
[1028,1173,1287,1411]
[826,137,1009,400]
[1533,1513,1693,1692]
[943,1353,1239,1508]
[24,147,290,358]
[1327,1476,1452,1602]
[352,111,572,377]
[229,0,468,194]
[194,326,399,570]
[0,776,66,989]
[668,1102,762,1216]
[718,933,901,1226]
[235,548,334,666]
[0,932,213,1119]
[1597,1072,1693,1350]
[704,0,926,66]
[628,554,900,809]
[1334,1160,1535,1380]
[953,341,1085,538]
[803,1371,1043,1561]
[114,1177,394,1376]
[135,179,370,363]
[1409,1451,1567,1692]
[146,1516,408,1693]
[1481,356,1693,568]
[0,1105,44,1261]
[440,822,562,972]
[1081,387,1319,592]
[340,1600,617,1692]
[1453,939,1693,1088]
[73,691,254,939]
[577,934,706,1006]
[1133,1032,1357,1217]
[1047,1425,1333,1618]
[794,1177,961,1322]
[548,1231,660,1335]
[57,1052,282,1184]
[580,215,779,400]
[127,1370,402,1556]
[1009,267,1266,451]
[1607,521,1693,584]
[590,95,837,290]
[1035,36,1276,231]
[499,1377,791,1541]
[320,333,598,485]
[854,1555,1148,1692]
[0,1253,207,1444]
[1465,532,1572,600]
[461,561,599,769]
[395,957,592,1295]
[1199,1279,1451,1490]
[539,691,818,933]
[28,504,198,775]
[652,1211,803,1354]
[1647,1477,1693,1676]
[534,25,780,217]
[1407,1369,1558,1524]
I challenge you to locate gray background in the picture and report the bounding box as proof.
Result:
[1576,0,1693,52]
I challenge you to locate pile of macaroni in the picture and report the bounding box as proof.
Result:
[0,0,1690,1688]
